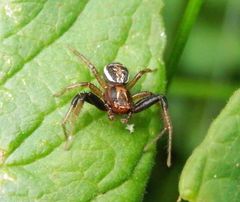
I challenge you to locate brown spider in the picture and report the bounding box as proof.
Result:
[54,48,173,167]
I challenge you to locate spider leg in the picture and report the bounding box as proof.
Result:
[118,91,153,124]
[126,68,156,90]
[61,92,107,148]
[68,47,107,88]
[120,111,132,124]
[133,94,172,167]
[132,91,153,101]
[101,102,115,121]
[106,108,115,120]
[120,91,154,124]
[54,82,103,98]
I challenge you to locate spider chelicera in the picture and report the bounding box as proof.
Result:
[54,48,173,167]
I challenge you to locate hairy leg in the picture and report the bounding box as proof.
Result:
[126,68,156,90]
[133,94,172,167]
[61,92,107,148]
[54,82,103,98]
[132,91,153,101]
[68,47,107,88]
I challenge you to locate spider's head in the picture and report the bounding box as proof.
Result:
[104,63,129,84]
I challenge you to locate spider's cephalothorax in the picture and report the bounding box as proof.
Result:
[54,48,173,167]
[104,63,129,84]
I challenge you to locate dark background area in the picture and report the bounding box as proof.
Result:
[144,0,240,201]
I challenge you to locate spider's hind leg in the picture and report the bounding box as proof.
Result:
[61,92,107,149]
[68,47,107,88]
[126,68,156,90]
[133,94,172,167]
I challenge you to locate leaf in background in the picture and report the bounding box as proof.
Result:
[179,89,240,202]
[0,0,166,201]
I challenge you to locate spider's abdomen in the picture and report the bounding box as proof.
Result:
[104,84,132,114]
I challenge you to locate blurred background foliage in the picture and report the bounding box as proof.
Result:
[144,0,240,201]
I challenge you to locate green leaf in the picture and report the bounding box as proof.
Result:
[179,89,240,202]
[0,0,166,201]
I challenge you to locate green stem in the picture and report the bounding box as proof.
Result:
[166,0,204,87]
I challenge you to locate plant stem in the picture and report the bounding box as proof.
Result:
[166,0,204,88]
[169,77,239,100]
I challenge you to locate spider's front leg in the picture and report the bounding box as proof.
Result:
[133,94,172,167]
[61,92,107,148]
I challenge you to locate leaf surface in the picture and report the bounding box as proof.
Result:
[179,89,240,202]
[0,0,166,201]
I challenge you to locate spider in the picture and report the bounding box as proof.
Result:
[54,48,173,167]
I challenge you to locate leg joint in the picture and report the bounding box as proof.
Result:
[157,95,168,109]
[71,93,86,107]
